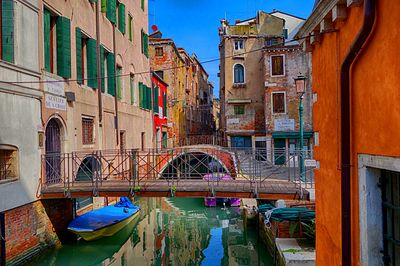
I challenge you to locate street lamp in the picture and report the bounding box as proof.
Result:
[294,75,306,182]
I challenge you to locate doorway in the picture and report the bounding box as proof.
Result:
[45,119,62,183]
[274,139,286,165]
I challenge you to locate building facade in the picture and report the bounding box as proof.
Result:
[297,0,400,265]
[219,11,285,149]
[152,72,168,149]
[148,35,185,145]
[263,44,312,164]
[149,33,213,146]
[219,10,312,157]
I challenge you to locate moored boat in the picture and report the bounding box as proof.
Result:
[68,197,140,241]
[203,173,240,207]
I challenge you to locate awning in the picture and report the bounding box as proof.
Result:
[272,131,314,139]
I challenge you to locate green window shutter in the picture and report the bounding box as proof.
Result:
[163,92,167,117]
[141,0,144,11]
[56,16,71,78]
[130,76,134,104]
[100,45,105,92]
[147,86,151,110]
[106,0,116,24]
[107,52,116,96]
[128,15,132,41]
[75,28,82,84]
[2,0,14,63]
[139,82,143,108]
[116,67,122,100]
[144,33,148,57]
[89,0,97,3]
[118,3,125,34]
[86,38,97,89]
[141,30,144,54]
[43,9,51,71]
[101,0,107,13]
[153,86,158,113]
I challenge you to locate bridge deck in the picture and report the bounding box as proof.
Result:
[40,179,304,200]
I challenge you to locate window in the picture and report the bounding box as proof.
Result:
[271,55,285,76]
[44,8,71,78]
[82,117,94,144]
[272,92,285,113]
[120,130,126,150]
[105,0,117,24]
[1,0,14,63]
[155,47,163,56]
[0,145,18,182]
[76,28,97,88]
[139,82,151,110]
[117,1,125,34]
[153,85,159,113]
[116,66,122,100]
[141,30,148,57]
[100,45,107,93]
[234,39,244,51]
[233,64,245,84]
[381,170,400,265]
[234,105,245,115]
[155,70,163,80]
[162,132,167,149]
[128,14,133,42]
[265,37,280,47]
[130,74,135,105]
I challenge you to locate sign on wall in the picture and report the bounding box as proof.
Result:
[45,77,65,96]
[274,119,295,131]
[45,94,67,111]
[227,118,240,125]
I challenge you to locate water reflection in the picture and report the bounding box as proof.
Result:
[33,198,273,266]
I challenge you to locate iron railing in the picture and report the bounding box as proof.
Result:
[41,146,315,197]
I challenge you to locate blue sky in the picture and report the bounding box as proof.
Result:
[148,0,315,97]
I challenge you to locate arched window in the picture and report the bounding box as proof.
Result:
[233,64,245,84]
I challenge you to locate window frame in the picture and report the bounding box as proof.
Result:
[271,91,286,114]
[128,13,133,42]
[233,105,245,115]
[233,63,245,84]
[233,39,244,51]
[155,47,163,57]
[82,116,95,145]
[270,54,286,77]
[0,145,19,183]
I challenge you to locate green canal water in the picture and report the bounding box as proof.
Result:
[31,198,274,266]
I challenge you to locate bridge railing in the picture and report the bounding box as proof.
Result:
[40,146,315,197]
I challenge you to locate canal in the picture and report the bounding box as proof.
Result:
[30,197,274,265]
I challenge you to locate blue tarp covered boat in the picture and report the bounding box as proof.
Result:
[68,197,140,241]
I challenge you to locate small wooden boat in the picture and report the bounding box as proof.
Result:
[203,173,241,207]
[68,197,140,241]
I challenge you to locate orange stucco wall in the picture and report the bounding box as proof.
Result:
[311,1,400,265]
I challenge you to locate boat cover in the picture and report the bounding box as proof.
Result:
[68,203,140,232]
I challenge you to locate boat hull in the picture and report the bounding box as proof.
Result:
[69,210,140,241]
[204,197,241,207]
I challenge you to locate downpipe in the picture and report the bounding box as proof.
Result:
[340,0,376,264]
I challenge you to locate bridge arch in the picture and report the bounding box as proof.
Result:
[158,148,236,179]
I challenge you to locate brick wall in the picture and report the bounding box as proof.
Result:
[4,199,73,264]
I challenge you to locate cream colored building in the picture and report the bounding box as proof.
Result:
[219,11,285,149]
[40,0,153,161]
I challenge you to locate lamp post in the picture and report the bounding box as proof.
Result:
[294,75,306,182]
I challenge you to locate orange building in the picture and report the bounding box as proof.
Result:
[297,0,400,265]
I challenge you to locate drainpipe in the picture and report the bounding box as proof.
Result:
[95,0,103,145]
[340,0,376,265]
[96,1,102,123]
[113,24,119,146]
